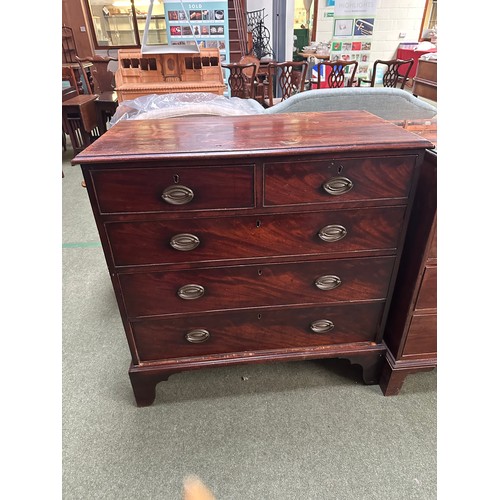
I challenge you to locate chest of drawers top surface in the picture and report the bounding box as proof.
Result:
[72,110,433,165]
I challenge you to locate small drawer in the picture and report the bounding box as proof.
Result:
[90,165,255,214]
[120,256,396,318]
[106,206,406,267]
[415,266,437,311]
[263,156,416,207]
[402,313,437,358]
[428,228,437,260]
[131,302,385,361]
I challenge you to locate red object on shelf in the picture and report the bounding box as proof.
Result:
[396,44,437,79]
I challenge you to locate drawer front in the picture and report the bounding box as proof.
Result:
[106,206,406,267]
[402,313,437,358]
[91,165,255,214]
[120,256,396,318]
[132,302,385,361]
[415,266,437,311]
[428,227,437,260]
[263,156,415,207]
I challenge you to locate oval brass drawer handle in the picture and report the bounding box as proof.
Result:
[318,224,347,242]
[161,185,194,205]
[177,284,205,300]
[322,176,353,196]
[310,319,335,334]
[185,328,210,343]
[170,233,200,251]
[314,275,342,290]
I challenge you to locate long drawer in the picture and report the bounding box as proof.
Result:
[132,302,385,361]
[90,165,255,214]
[263,155,416,206]
[106,206,406,267]
[120,256,395,318]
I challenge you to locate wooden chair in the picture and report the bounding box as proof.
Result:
[314,60,359,88]
[265,61,308,107]
[221,62,258,99]
[239,54,261,71]
[62,66,81,152]
[62,66,79,94]
[76,55,119,134]
[76,55,117,95]
[359,58,414,89]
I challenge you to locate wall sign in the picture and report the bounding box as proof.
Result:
[163,0,229,62]
[335,0,378,16]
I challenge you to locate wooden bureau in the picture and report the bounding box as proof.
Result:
[72,111,433,406]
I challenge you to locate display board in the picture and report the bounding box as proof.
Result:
[326,0,379,81]
[162,1,229,62]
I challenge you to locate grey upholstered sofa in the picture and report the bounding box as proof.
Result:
[264,87,437,121]
[110,88,436,124]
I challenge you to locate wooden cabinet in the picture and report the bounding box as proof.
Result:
[412,58,437,101]
[73,111,433,406]
[380,149,437,395]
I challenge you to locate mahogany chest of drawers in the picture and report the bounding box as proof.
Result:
[73,110,433,406]
[380,149,437,394]
[412,58,437,102]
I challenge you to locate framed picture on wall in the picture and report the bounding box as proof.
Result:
[354,18,374,36]
[334,19,354,37]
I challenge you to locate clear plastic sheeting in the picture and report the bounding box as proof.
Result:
[110,92,266,126]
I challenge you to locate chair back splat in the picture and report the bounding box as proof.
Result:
[221,62,258,99]
[359,58,414,89]
[265,61,308,107]
[316,60,358,88]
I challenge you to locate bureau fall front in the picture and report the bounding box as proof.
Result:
[73,110,433,406]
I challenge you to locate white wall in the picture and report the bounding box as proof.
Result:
[248,0,428,65]
[362,0,428,62]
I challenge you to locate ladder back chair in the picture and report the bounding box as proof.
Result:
[359,58,414,89]
[315,60,359,88]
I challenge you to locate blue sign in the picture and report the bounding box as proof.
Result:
[163,1,229,62]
